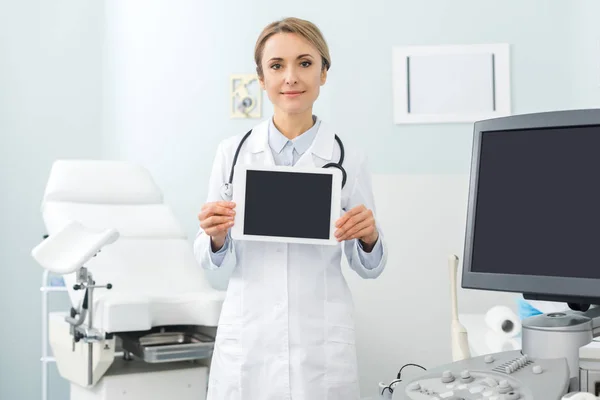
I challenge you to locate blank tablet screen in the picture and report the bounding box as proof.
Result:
[243,170,333,239]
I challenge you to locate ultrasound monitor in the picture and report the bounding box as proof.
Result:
[461,108,600,305]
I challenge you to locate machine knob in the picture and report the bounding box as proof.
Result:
[532,365,543,374]
[407,382,421,391]
[484,355,495,363]
[441,370,455,383]
[505,391,522,400]
[498,380,513,394]
[460,370,474,383]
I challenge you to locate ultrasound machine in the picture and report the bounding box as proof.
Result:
[382,108,600,400]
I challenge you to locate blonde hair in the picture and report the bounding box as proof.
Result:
[254,17,331,79]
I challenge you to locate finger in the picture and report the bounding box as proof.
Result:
[201,214,235,228]
[200,215,235,230]
[335,205,365,227]
[335,212,365,239]
[349,228,377,244]
[202,201,235,210]
[336,209,370,236]
[202,201,236,211]
[198,205,236,221]
[336,206,363,226]
[343,224,376,242]
[338,218,374,241]
[207,204,237,217]
[204,220,234,236]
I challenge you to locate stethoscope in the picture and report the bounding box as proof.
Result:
[220,128,347,201]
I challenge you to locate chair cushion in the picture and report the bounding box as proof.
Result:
[63,238,225,332]
[43,159,163,206]
[43,202,186,239]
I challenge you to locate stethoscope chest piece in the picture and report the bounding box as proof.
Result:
[221,182,233,201]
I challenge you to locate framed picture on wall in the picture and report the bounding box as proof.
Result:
[230,74,262,119]
[392,43,511,124]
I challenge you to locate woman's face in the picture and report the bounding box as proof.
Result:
[259,32,327,116]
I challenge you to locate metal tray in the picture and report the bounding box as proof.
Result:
[120,330,215,363]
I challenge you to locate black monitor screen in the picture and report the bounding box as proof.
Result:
[471,124,600,279]
[243,170,333,239]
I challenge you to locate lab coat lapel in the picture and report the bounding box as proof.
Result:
[247,119,275,166]
[295,121,336,168]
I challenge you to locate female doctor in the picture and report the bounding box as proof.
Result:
[194,17,388,400]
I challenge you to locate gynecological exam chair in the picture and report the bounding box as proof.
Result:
[31,160,225,400]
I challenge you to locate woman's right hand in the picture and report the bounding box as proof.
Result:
[198,201,236,250]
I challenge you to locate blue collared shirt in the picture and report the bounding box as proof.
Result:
[268,116,320,166]
[210,116,383,268]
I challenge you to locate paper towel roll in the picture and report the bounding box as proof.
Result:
[485,305,521,338]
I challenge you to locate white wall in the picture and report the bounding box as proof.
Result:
[0,1,104,399]
[571,2,600,109]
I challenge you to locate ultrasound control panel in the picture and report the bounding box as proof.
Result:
[391,350,570,400]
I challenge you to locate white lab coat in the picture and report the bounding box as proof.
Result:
[194,118,388,400]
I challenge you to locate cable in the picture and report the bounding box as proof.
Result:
[380,379,402,396]
[381,363,427,396]
[397,363,426,379]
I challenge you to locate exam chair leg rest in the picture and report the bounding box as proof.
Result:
[49,312,116,387]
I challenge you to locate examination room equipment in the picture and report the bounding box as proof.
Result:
[382,108,600,400]
[31,160,226,400]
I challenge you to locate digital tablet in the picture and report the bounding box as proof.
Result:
[230,164,343,245]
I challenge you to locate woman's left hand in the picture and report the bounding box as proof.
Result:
[335,204,379,249]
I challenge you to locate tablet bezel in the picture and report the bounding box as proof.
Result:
[230,164,342,245]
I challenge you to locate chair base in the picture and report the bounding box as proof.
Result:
[70,359,208,400]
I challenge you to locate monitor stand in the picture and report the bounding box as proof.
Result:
[520,303,600,392]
